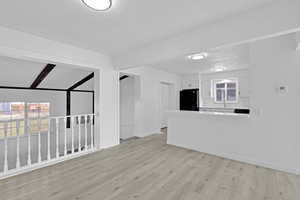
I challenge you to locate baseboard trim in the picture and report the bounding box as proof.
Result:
[168,141,300,176]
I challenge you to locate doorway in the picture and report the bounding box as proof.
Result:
[160,82,175,130]
[119,73,136,141]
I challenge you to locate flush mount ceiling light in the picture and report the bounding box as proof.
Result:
[82,0,112,11]
[213,65,226,72]
[187,52,208,61]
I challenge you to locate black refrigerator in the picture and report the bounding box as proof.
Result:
[180,89,199,111]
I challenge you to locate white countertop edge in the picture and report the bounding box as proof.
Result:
[166,110,250,117]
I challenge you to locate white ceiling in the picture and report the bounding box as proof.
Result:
[0,56,94,90]
[149,44,250,75]
[39,65,94,90]
[0,0,274,56]
[0,56,44,87]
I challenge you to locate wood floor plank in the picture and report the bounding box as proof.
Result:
[0,133,300,200]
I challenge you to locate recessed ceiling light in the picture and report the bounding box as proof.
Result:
[82,0,112,11]
[187,52,208,61]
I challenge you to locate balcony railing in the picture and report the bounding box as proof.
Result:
[0,114,95,179]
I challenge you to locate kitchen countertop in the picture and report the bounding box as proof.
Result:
[167,110,250,117]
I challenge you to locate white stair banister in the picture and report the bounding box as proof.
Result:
[47,118,51,160]
[64,117,67,156]
[71,116,74,154]
[84,115,88,150]
[91,115,94,149]
[78,116,81,152]
[16,120,20,169]
[27,122,31,166]
[4,122,8,173]
[0,113,96,178]
[56,118,59,158]
[38,118,42,163]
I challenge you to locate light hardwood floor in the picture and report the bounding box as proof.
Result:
[1,134,300,200]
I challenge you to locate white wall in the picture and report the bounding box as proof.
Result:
[121,67,181,137]
[168,33,300,175]
[181,74,199,90]
[200,69,250,108]
[71,92,93,115]
[160,83,175,128]
[120,76,135,140]
[247,33,300,173]
[0,26,119,150]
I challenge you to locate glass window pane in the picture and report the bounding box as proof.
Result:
[0,127,4,138]
[11,127,17,137]
[6,123,10,136]
[216,83,225,88]
[18,120,25,136]
[41,119,49,132]
[0,102,50,135]
[0,122,4,138]
[10,121,17,137]
[28,103,40,118]
[216,89,224,102]
[40,103,50,117]
[0,122,8,137]
[227,82,236,89]
[0,103,12,122]
[30,119,39,134]
[227,89,237,101]
[10,103,25,137]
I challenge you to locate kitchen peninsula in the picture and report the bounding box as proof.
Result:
[166,110,263,169]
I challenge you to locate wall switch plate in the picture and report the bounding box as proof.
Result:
[276,85,287,94]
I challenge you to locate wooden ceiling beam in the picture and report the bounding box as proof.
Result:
[68,72,94,91]
[31,63,56,88]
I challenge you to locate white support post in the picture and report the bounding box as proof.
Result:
[91,115,94,150]
[25,103,31,166]
[16,120,20,169]
[84,115,88,150]
[47,118,51,160]
[71,117,74,154]
[78,116,81,153]
[56,118,59,158]
[27,121,31,166]
[4,123,8,173]
[38,118,42,163]
[64,117,67,156]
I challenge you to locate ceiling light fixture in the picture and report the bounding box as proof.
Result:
[213,65,226,72]
[82,0,112,11]
[187,52,208,61]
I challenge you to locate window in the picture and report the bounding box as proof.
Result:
[0,102,50,138]
[28,103,50,134]
[0,102,25,138]
[213,79,238,103]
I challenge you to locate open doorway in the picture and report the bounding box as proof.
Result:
[160,82,176,134]
[119,73,138,142]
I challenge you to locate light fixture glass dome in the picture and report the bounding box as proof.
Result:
[82,0,112,11]
[187,52,208,61]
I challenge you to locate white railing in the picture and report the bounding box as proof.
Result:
[0,114,95,178]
